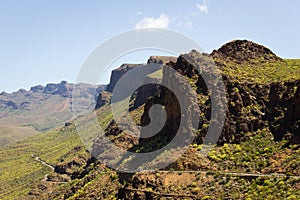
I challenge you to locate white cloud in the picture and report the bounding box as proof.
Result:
[136,11,143,16]
[135,14,170,29]
[196,3,208,13]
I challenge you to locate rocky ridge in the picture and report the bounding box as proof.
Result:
[98,40,299,148]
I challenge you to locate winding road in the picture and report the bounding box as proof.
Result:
[31,154,55,181]
[32,155,55,171]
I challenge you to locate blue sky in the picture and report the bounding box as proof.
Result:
[0,0,299,92]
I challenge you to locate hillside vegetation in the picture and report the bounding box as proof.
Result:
[0,40,299,199]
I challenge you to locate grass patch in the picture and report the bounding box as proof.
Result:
[214,58,300,84]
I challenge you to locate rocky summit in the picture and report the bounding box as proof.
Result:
[211,39,282,63]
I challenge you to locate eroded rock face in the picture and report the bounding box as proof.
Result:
[266,81,300,142]
[96,56,178,110]
[95,91,112,109]
[19,101,31,110]
[0,100,18,109]
[95,39,300,153]
[147,56,177,65]
[132,84,161,108]
[106,64,145,93]
[99,64,145,110]
[43,81,74,97]
[30,85,44,92]
[133,56,177,108]
[137,42,299,145]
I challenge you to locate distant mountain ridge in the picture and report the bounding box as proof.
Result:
[0,81,105,147]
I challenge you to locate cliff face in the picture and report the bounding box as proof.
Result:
[96,40,300,145]
[106,64,145,93]
[266,81,300,143]
[95,56,177,109]
[96,64,144,109]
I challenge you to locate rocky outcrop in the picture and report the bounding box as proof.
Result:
[19,101,31,110]
[133,56,177,108]
[106,64,145,93]
[211,39,282,63]
[96,56,177,110]
[95,91,112,109]
[43,81,79,98]
[30,85,45,92]
[147,56,177,65]
[0,100,18,109]
[98,63,145,110]
[112,40,298,145]
[266,81,300,143]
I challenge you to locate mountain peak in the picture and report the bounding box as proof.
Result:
[211,39,281,62]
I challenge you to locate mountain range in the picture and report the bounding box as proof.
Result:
[0,81,104,147]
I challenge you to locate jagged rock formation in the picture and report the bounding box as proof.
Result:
[0,99,18,109]
[95,56,177,109]
[95,91,112,109]
[96,64,144,109]
[133,56,177,108]
[96,40,300,148]
[106,64,145,93]
[266,81,300,143]
[147,56,177,64]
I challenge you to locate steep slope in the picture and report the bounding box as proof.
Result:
[0,124,84,199]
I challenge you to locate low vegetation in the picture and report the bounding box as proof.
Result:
[214,58,300,84]
[0,125,83,199]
